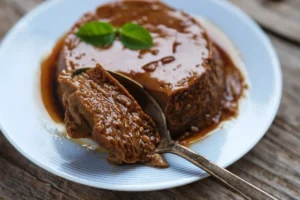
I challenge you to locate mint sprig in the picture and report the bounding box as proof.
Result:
[75,22,115,47]
[75,22,154,50]
[119,23,153,50]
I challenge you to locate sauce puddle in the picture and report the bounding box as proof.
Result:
[41,18,247,147]
[41,36,65,123]
[41,36,105,152]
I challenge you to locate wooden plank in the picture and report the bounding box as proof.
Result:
[0,156,75,200]
[229,0,300,44]
[7,0,44,14]
[0,0,44,39]
[0,0,23,39]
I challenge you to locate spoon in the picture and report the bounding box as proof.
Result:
[73,68,278,200]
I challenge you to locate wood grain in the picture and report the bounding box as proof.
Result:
[1,0,300,199]
[0,0,22,38]
[229,0,300,44]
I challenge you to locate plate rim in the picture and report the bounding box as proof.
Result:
[0,0,282,191]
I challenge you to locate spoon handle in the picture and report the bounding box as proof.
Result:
[169,143,278,200]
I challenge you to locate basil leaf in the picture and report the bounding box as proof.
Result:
[75,22,115,47]
[119,23,154,50]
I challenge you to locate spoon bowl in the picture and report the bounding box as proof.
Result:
[71,67,277,200]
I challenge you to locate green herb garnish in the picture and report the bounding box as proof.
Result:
[119,23,153,50]
[75,22,115,47]
[75,22,153,50]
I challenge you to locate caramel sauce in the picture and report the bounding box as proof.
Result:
[63,1,210,94]
[41,37,65,123]
[40,2,246,146]
[41,36,245,146]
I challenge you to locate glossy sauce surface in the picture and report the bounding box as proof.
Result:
[41,37,244,145]
[41,1,246,145]
[63,1,210,94]
[59,65,167,166]
[41,37,65,123]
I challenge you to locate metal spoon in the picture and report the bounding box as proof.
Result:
[73,68,278,200]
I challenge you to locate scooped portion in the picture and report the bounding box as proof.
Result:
[58,64,168,167]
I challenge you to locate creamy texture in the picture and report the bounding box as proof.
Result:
[49,0,245,142]
[59,64,167,167]
[40,15,246,148]
[62,1,211,94]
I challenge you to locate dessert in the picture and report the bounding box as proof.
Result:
[56,0,244,137]
[59,64,167,167]
[41,0,245,166]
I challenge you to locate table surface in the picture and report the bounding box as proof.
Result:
[1,0,300,199]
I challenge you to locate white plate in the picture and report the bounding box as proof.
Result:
[0,0,281,191]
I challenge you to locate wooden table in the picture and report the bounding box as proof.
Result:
[1,0,299,199]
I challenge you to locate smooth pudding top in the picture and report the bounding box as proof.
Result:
[42,0,246,146]
[62,0,211,94]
